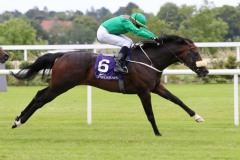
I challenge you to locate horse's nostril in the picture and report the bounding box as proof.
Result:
[204,69,209,75]
[3,54,9,60]
[198,68,209,77]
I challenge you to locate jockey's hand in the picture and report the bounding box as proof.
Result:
[153,37,159,43]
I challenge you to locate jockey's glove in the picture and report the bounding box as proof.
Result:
[153,37,159,43]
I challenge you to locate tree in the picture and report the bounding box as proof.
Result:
[52,11,70,21]
[157,3,179,30]
[114,2,139,15]
[69,10,84,21]
[25,7,48,20]
[68,16,99,44]
[48,25,69,44]
[175,5,196,29]
[213,5,240,41]
[157,3,196,32]
[30,19,49,41]
[0,18,45,45]
[87,7,113,23]
[177,4,228,42]
[0,18,47,60]
[0,10,22,23]
[157,2,178,20]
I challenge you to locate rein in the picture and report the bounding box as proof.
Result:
[127,45,162,73]
[159,40,202,72]
[160,40,193,66]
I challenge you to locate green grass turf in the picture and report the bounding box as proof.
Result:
[0,84,239,160]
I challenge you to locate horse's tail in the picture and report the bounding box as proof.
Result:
[11,53,65,80]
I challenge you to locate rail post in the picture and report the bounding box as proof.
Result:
[234,74,239,125]
[0,63,7,91]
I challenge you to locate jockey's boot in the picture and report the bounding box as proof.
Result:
[114,46,129,74]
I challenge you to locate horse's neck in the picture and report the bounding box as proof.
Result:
[131,47,177,70]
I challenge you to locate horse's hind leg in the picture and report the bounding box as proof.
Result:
[12,85,69,128]
[138,91,161,136]
[13,87,49,123]
[152,83,204,122]
[12,87,50,128]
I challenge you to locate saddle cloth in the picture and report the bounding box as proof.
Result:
[94,54,123,80]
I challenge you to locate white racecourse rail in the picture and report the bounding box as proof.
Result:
[1,42,240,125]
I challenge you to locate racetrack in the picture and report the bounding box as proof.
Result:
[0,84,239,160]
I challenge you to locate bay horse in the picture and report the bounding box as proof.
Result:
[0,47,9,63]
[11,35,209,136]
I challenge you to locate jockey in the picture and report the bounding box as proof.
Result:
[97,13,158,74]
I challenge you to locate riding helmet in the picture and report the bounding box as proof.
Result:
[130,13,147,28]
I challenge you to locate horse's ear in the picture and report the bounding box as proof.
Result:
[184,39,191,45]
[184,39,196,48]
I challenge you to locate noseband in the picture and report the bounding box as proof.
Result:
[187,46,206,72]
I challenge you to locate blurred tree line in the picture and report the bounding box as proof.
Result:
[0,0,239,47]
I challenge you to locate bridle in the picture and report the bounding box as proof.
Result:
[187,45,203,72]
[159,40,207,73]
[127,40,207,74]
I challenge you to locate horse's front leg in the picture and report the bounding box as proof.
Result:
[138,91,162,136]
[152,83,204,122]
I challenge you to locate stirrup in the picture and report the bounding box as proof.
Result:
[122,66,128,74]
[114,66,128,74]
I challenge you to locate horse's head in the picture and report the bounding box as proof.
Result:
[155,35,209,77]
[0,47,9,63]
[179,38,209,77]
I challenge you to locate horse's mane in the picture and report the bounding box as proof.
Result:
[134,35,193,49]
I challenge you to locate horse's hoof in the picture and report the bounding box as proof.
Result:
[155,133,162,136]
[12,117,22,129]
[12,123,17,129]
[194,114,204,122]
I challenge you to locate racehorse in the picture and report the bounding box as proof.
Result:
[0,47,9,63]
[11,35,209,136]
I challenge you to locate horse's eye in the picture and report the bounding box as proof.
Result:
[194,52,198,56]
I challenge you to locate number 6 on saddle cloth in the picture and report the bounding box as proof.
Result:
[95,54,124,80]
